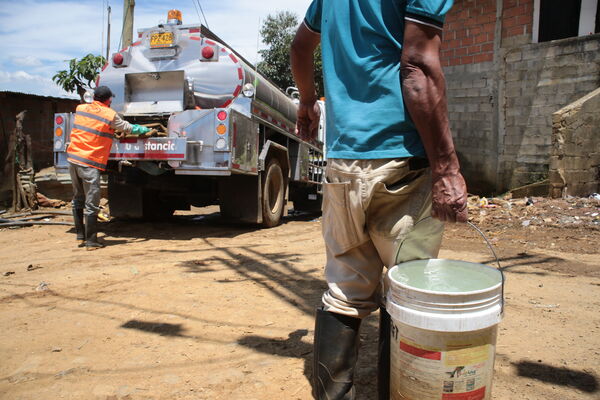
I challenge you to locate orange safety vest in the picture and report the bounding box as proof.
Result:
[66,101,117,171]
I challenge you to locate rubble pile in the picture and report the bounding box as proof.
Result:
[468,194,600,229]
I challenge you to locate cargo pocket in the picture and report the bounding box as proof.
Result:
[322,180,362,256]
[367,169,429,240]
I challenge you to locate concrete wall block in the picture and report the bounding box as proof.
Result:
[505,70,522,82]
[566,182,600,197]
[505,86,522,97]
[505,51,522,63]
[467,103,479,113]
[576,63,600,77]
[479,102,493,112]
[565,170,596,184]
[536,85,558,96]
[563,156,593,171]
[555,43,586,56]
[505,80,523,91]
[583,40,600,52]
[548,169,565,183]
[466,87,483,98]
[549,155,562,169]
[520,135,550,147]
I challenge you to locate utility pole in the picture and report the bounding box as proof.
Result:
[106,6,111,60]
[122,0,135,49]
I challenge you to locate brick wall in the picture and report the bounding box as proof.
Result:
[501,0,533,40]
[550,87,600,197]
[441,0,600,194]
[441,0,496,66]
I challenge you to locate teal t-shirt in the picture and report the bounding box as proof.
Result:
[304,0,453,159]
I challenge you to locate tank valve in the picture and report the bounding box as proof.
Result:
[118,160,134,172]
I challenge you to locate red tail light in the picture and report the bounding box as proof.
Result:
[202,46,215,59]
[217,111,227,120]
[55,116,64,125]
[113,53,124,65]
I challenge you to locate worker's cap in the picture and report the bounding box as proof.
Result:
[93,86,115,102]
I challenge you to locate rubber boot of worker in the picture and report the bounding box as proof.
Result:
[313,307,361,400]
[72,208,85,247]
[85,214,104,251]
[377,306,391,400]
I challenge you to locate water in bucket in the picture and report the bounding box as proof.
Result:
[386,259,504,400]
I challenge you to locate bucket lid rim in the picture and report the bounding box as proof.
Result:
[388,258,503,295]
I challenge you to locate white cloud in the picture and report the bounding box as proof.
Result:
[12,56,43,67]
[0,0,314,97]
[0,70,78,98]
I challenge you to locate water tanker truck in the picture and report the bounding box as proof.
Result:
[53,10,325,226]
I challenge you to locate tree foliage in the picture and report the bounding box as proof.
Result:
[52,54,106,101]
[257,11,323,97]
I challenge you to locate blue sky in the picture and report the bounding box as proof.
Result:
[0,0,313,98]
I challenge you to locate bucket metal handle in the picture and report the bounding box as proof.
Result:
[395,218,505,314]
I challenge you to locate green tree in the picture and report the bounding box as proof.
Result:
[52,54,106,101]
[257,11,323,97]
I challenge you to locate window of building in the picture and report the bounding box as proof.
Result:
[533,0,599,42]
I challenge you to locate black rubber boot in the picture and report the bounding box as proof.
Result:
[378,307,391,400]
[85,214,104,250]
[72,208,85,247]
[313,308,361,400]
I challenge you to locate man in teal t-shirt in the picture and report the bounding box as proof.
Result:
[291,0,468,398]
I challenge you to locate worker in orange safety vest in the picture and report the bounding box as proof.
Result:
[67,86,150,250]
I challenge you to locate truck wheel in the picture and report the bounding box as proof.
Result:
[261,158,285,227]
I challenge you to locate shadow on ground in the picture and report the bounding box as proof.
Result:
[513,360,599,394]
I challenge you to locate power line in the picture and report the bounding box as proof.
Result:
[195,0,210,28]
[191,0,202,25]
[101,0,105,57]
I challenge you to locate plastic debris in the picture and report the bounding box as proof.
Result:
[522,220,531,227]
[36,281,49,291]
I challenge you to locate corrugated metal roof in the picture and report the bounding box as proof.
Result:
[0,90,79,102]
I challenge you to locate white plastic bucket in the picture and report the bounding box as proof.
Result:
[386,259,504,400]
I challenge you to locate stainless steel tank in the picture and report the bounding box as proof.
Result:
[98,18,297,124]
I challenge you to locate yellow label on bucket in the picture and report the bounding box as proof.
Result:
[444,345,490,367]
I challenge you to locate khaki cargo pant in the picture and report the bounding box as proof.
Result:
[321,158,444,318]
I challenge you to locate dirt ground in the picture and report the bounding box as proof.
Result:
[1,196,599,400]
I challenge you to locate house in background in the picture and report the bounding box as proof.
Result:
[440,0,600,195]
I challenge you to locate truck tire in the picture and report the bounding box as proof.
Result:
[261,158,285,227]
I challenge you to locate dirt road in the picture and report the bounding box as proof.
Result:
[1,199,599,399]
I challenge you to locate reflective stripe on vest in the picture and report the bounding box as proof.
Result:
[66,101,117,171]
[67,153,108,170]
[75,110,113,125]
[72,123,114,139]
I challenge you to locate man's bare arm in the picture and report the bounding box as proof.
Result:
[291,23,321,139]
[401,21,467,223]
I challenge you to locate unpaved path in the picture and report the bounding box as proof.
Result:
[0,202,599,400]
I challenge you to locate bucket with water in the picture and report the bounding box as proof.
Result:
[386,222,504,400]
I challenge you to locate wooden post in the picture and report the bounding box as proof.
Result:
[9,111,37,211]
